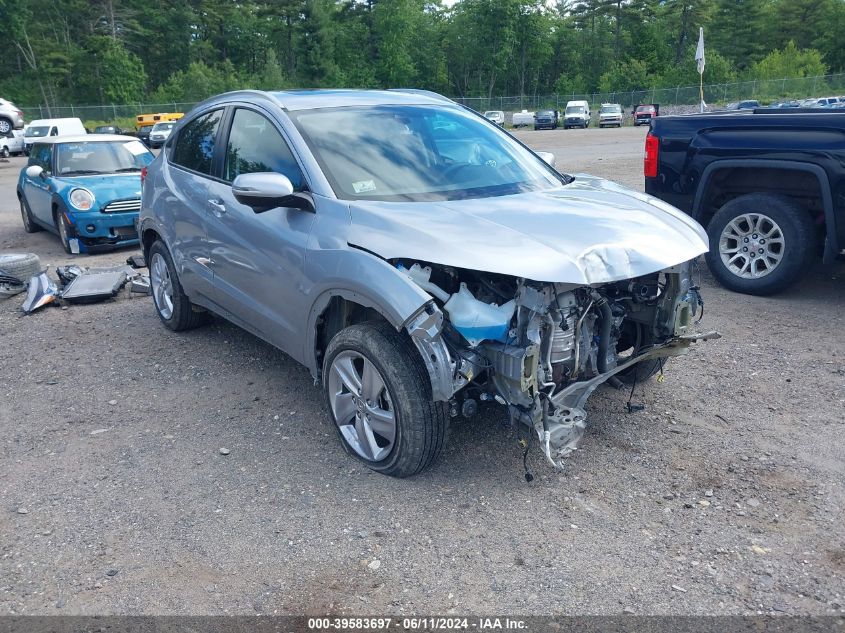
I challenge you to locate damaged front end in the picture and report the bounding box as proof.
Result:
[401,260,718,470]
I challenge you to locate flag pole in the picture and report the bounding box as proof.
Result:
[696,27,706,113]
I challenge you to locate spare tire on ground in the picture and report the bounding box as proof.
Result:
[0,253,43,298]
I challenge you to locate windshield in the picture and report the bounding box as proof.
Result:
[93,126,114,133]
[484,111,501,117]
[601,105,621,114]
[636,106,653,113]
[537,110,554,116]
[26,126,50,138]
[55,140,154,175]
[565,106,585,115]
[290,105,564,202]
[153,122,175,131]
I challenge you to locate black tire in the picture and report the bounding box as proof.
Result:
[148,240,207,331]
[533,125,538,130]
[705,193,815,296]
[323,321,449,478]
[54,206,75,254]
[18,194,42,233]
[1,146,9,158]
[0,253,42,280]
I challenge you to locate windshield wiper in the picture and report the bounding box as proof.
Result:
[114,167,141,173]
[61,170,104,175]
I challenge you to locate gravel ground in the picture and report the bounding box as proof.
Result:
[0,126,843,616]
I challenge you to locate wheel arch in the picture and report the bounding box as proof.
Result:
[692,159,837,262]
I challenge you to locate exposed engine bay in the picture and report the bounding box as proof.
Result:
[399,259,717,470]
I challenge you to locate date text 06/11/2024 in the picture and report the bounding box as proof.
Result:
[307,617,528,630]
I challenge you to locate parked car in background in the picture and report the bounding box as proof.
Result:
[563,100,591,128]
[484,110,505,126]
[136,124,153,147]
[768,100,800,108]
[135,112,183,129]
[1,130,25,157]
[598,103,623,128]
[0,98,25,135]
[533,109,558,130]
[815,96,841,108]
[646,108,845,295]
[149,121,177,148]
[138,88,712,478]
[16,135,154,254]
[511,110,535,127]
[633,104,659,126]
[23,118,86,154]
[93,125,123,134]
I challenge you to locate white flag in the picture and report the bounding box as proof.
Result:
[695,27,705,75]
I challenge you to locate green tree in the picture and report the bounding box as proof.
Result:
[749,42,827,80]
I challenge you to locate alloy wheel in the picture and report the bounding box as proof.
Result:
[150,252,174,319]
[327,350,396,462]
[719,212,785,279]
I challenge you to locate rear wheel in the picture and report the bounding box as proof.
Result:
[323,321,448,478]
[705,193,815,295]
[19,195,41,233]
[148,240,207,331]
[0,118,11,135]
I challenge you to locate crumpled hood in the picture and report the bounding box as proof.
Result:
[347,174,708,284]
[54,174,142,205]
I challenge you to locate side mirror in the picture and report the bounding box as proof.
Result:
[25,165,44,179]
[536,152,556,168]
[231,172,313,213]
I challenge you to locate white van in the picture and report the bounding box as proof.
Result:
[23,118,86,154]
[1,129,25,157]
[563,100,591,129]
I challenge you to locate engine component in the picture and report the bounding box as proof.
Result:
[481,341,539,407]
[444,283,516,346]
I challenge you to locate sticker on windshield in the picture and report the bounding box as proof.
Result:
[124,140,149,156]
[352,180,376,194]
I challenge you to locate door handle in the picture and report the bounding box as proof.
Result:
[208,199,227,215]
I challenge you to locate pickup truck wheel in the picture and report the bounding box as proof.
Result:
[324,321,448,478]
[705,194,815,295]
[148,240,208,331]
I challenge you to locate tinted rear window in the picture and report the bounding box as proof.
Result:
[171,110,223,175]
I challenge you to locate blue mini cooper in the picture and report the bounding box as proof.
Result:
[16,135,154,254]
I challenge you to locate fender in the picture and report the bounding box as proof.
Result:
[691,158,838,262]
[304,248,461,401]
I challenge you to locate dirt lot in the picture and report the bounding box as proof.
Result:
[0,126,843,616]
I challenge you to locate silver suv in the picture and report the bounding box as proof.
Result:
[0,98,25,135]
[139,89,714,477]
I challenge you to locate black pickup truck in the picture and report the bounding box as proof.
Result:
[644,109,844,295]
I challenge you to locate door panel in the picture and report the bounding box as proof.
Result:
[25,144,54,224]
[205,107,313,354]
[206,182,314,352]
[163,108,225,302]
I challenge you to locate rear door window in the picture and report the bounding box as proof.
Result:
[171,109,223,176]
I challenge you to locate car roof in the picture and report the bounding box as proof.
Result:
[30,134,139,144]
[192,88,456,114]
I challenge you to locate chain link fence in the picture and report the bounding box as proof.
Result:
[19,72,845,126]
[453,72,845,114]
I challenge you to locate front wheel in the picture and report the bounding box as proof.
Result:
[0,118,11,135]
[54,207,75,254]
[324,321,448,478]
[705,193,815,295]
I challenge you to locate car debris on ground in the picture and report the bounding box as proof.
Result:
[1,252,151,314]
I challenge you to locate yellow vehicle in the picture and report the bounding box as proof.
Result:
[135,112,184,129]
